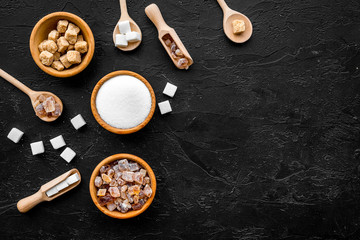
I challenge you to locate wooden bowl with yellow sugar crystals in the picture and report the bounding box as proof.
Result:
[30,12,95,78]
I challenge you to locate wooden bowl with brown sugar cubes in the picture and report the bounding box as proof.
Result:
[30,12,95,78]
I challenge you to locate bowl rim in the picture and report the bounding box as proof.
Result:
[89,153,157,219]
[90,70,156,134]
[29,11,95,78]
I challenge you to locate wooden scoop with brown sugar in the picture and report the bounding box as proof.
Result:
[0,68,63,122]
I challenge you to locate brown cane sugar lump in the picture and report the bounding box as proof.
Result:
[57,20,69,33]
[75,41,88,54]
[68,44,74,51]
[232,19,245,34]
[53,52,60,61]
[42,40,57,54]
[38,40,48,52]
[48,30,60,41]
[77,35,84,42]
[60,54,72,68]
[66,50,81,64]
[65,29,77,44]
[68,23,80,34]
[57,37,69,53]
[39,51,53,66]
[51,60,64,71]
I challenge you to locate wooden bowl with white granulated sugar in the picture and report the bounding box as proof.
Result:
[91,70,156,134]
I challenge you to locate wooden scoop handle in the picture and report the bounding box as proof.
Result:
[119,0,129,19]
[0,68,34,96]
[17,190,44,213]
[145,4,170,32]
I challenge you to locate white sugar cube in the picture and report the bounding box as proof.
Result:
[163,82,178,98]
[71,114,86,130]
[66,173,80,185]
[60,147,76,163]
[55,181,69,191]
[125,31,141,43]
[50,135,66,149]
[118,20,131,34]
[115,34,128,47]
[30,141,45,155]
[7,128,24,143]
[46,187,59,197]
[158,100,172,115]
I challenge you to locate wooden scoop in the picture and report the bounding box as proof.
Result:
[217,0,253,43]
[17,169,81,213]
[113,0,142,51]
[145,3,193,69]
[0,68,63,122]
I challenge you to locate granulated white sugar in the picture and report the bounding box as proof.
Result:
[95,75,152,129]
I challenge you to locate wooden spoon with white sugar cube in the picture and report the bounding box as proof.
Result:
[113,0,142,51]
[217,0,253,43]
[0,68,63,122]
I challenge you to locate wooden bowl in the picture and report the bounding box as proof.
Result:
[91,71,156,134]
[89,153,157,219]
[30,12,95,78]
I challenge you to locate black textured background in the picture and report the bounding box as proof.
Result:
[1,0,360,239]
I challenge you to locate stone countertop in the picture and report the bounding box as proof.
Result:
[1,0,360,239]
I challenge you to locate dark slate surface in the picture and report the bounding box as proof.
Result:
[1,0,360,239]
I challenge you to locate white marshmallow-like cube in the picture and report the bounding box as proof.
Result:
[158,100,172,115]
[66,173,80,185]
[71,114,86,130]
[7,128,24,143]
[46,187,59,197]
[118,20,131,34]
[125,31,141,43]
[56,181,69,191]
[115,34,128,47]
[60,147,76,163]
[163,82,178,98]
[50,135,66,149]
[30,141,45,155]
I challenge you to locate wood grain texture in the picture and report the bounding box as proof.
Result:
[1,0,360,239]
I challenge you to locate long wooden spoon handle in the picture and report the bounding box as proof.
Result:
[17,190,44,213]
[217,0,230,12]
[145,4,169,31]
[119,0,129,18]
[0,68,33,96]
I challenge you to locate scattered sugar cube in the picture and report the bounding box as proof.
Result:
[30,141,45,155]
[125,31,141,43]
[115,34,128,47]
[163,82,178,98]
[158,100,172,115]
[55,181,69,191]
[71,114,86,130]
[7,128,24,143]
[118,20,131,34]
[66,173,80,185]
[60,147,76,163]
[50,135,66,149]
[46,187,59,197]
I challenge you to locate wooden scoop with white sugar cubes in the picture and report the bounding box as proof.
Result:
[145,4,193,70]
[17,169,81,213]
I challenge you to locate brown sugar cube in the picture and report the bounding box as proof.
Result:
[75,41,88,54]
[57,20,69,33]
[60,54,72,68]
[39,51,54,66]
[77,35,84,42]
[68,23,80,34]
[53,52,60,61]
[43,40,58,54]
[66,50,81,64]
[57,37,69,53]
[48,30,60,41]
[65,29,77,44]
[51,60,64,71]
[232,19,245,34]
[68,44,74,51]
[38,40,48,52]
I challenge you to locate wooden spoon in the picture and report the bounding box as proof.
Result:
[217,0,253,43]
[145,3,193,69]
[0,68,63,122]
[17,169,81,213]
[113,0,142,51]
